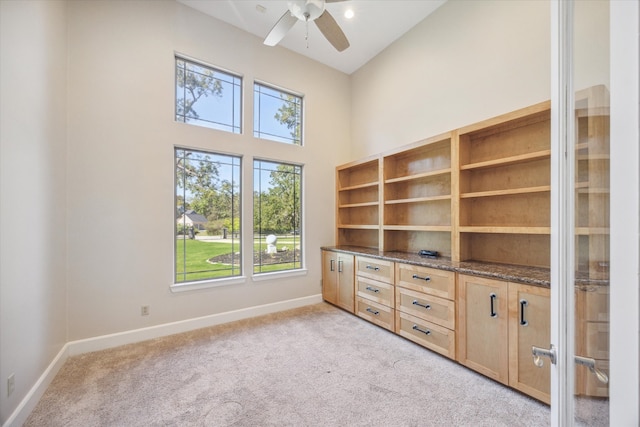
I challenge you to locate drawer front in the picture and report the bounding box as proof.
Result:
[396,287,455,329]
[396,311,455,359]
[396,263,455,299]
[356,256,395,284]
[357,276,394,307]
[356,297,394,331]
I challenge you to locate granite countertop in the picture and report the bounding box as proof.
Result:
[322,246,610,288]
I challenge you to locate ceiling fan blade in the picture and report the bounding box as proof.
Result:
[264,11,298,46]
[314,10,350,52]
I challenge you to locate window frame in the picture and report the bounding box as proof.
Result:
[253,81,304,146]
[173,147,244,291]
[175,55,243,134]
[252,158,304,275]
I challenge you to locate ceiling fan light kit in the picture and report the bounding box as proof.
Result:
[263,0,351,52]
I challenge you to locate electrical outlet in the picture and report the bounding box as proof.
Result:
[141,305,150,316]
[7,373,15,396]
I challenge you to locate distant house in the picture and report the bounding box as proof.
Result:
[177,210,208,230]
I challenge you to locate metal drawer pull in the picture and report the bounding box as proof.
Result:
[338,260,343,273]
[330,259,335,272]
[366,265,380,271]
[575,355,609,384]
[412,300,431,310]
[366,307,380,316]
[365,286,380,293]
[489,293,497,317]
[412,324,431,335]
[519,299,528,326]
[412,274,431,282]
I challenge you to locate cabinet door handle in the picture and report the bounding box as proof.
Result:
[365,286,380,293]
[489,293,497,317]
[519,299,528,326]
[338,260,343,273]
[330,259,335,272]
[412,324,431,335]
[366,307,380,316]
[366,265,380,271]
[412,274,431,282]
[412,300,431,310]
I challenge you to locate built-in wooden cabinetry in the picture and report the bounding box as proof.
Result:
[324,87,609,404]
[383,134,453,257]
[336,158,380,248]
[395,264,456,358]
[457,274,551,404]
[355,256,395,331]
[457,102,551,268]
[321,250,354,313]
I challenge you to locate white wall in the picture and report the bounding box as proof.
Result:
[65,0,351,340]
[0,1,68,423]
[350,0,550,159]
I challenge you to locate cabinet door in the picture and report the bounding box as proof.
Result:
[336,254,355,312]
[508,283,551,404]
[321,250,338,305]
[457,274,509,385]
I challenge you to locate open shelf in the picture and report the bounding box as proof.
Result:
[385,195,452,205]
[460,186,550,199]
[460,150,550,171]
[385,168,451,184]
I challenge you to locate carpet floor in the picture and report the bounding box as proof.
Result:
[25,303,550,426]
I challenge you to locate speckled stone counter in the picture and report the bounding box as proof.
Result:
[322,245,553,287]
[323,246,610,288]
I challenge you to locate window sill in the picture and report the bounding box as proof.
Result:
[252,269,308,282]
[170,276,247,293]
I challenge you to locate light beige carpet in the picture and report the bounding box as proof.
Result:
[25,303,550,426]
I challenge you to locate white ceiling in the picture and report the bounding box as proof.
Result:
[177,0,447,75]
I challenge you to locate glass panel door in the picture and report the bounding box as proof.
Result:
[572,1,610,424]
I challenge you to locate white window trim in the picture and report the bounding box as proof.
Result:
[170,276,247,293]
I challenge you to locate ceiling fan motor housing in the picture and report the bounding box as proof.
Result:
[288,0,326,22]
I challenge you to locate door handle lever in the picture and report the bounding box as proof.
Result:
[575,355,609,384]
[532,344,557,367]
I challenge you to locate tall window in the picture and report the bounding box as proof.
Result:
[254,82,303,145]
[253,160,302,274]
[175,148,241,283]
[175,57,242,134]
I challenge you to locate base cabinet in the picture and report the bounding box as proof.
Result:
[458,274,551,403]
[508,283,551,404]
[457,274,509,384]
[355,256,395,331]
[322,250,355,313]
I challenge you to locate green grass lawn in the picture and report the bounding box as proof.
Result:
[175,236,301,282]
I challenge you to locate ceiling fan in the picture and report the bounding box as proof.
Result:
[264,0,350,52]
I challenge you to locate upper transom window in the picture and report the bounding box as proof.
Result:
[175,57,242,134]
[254,82,303,145]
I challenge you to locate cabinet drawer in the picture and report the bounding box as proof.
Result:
[395,311,455,359]
[356,297,394,331]
[356,256,394,284]
[357,276,394,307]
[396,263,455,299]
[396,287,455,329]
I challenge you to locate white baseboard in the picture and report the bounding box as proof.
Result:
[2,294,322,427]
[2,344,69,427]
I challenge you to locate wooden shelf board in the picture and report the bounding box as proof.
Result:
[339,181,379,192]
[459,226,551,235]
[460,186,550,199]
[576,188,610,195]
[384,168,451,184]
[337,224,379,230]
[383,225,451,232]
[575,227,610,235]
[339,201,379,208]
[460,150,551,171]
[577,154,610,161]
[385,195,451,205]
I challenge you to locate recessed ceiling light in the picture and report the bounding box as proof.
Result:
[344,9,354,19]
[256,4,266,14]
